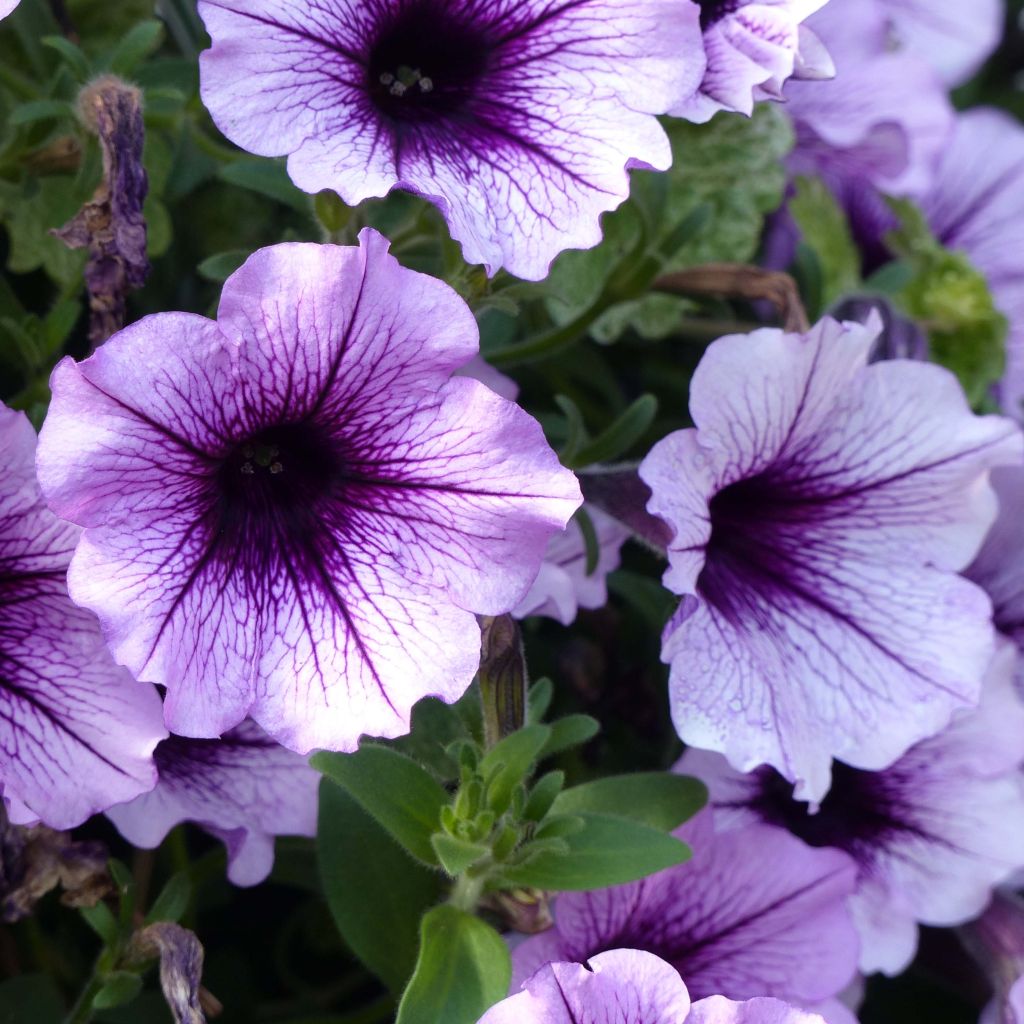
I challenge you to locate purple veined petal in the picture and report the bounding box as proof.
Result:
[514,507,631,625]
[37,229,581,754]
[640,315,1023,801]
[511,807,859,1007]
[197,0,705,281]
[107,719,318,886]
[678,639,1024,975]
[873,0,1004,87]
[672,0,831,124]
[482,949,692,1024]
[0,404,165,830]
[917,109,1024,422]
[688,996,826,1024]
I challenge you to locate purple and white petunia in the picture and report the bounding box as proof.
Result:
[196,0,705,281]
[872,0,1004,87]
[107,720,318,886]
[672,0,833,124]
[680,639,1024,975]
[483,949,826,1024]
[513,508,631,625]
[37,229,581,755]
[0,404,165,829]
[512,807,858,1008]
[639,315,1022,801]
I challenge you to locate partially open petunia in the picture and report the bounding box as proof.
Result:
[512,807,858,1008]
[514,508,631,625]
[196,0,705,281]
[107,720,318,886]
[482,948,826,1024]
[679,639,1024,975]
[37,229,581,754]
[672,0,833,124]
[0,404,165,829]
[639,315,1022,801]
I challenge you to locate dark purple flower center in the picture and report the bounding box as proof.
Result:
[366,3,492,123]
[698,0,742,29]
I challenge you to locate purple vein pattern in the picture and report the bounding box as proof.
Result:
[107,719,318,885]
[482,948,827,1024]
[36,229,582,754]
[672,0,833,124]
[0,403,165,829]
[195,0,706,281]
[638,315,1022,802]
[512,807,858,1007]
[680,640,1024,975]
[514,507,631,625]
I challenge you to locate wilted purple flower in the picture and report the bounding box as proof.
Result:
[638,315,1022,801]
[965,892,1024,1024]
[485,949,826,1024]
[0,404,165,829]
[107,720,317,886]
[37,230,581,754]
[671,0,833,124]
[512,807,858,1007]
[918,109,1024,421]
[680,640,1024,975]
[513,508,631,625]
[196,0,705,282]
[873,0,1004,87]
[829,296,928,364]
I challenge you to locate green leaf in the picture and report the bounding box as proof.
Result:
[788,176,860,313]
[554,394,588,464]
[41,36,91,80]
[80,901,119,946]
[526,678,554,724]
[499,813,690,891]
[479,724,551,778]
[145,872,191,925]
[523,770,565,822]
[539,714,599,759]
[318,781,443,994]
[92,973,143,1011]
[431,834,489,876]
[396,906,511,1024]
[0,975,63,1024]
[8,99,75,127]
[197,249,249,283]
[569,394,657,468]
[551,773,707,832]
[219,159,310,214]
[108,20,165,76]
[313,745,449,865]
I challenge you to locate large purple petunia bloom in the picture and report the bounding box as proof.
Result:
[37,229,581,754]
[107,720,318,886]
[483,949,826,1024]
[680,639,1024,975]
[638,315,1022,801]
[0,404,165,829]
[512,807,858,1009]
[196,0,705,282]
[672,0,833,124]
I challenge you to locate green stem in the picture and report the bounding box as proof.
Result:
[488,299,611,368]
[64,967,104,1024]
[448,873,485,913]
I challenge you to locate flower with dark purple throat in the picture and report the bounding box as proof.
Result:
[679,639,1024,975]
[638,315,1022,802]
[36,229,582,755]
[0,403,165,829]
[107,720,318,886]
[673,0,834,124]
[195,0,706,280]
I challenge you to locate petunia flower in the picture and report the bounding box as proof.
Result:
[107,720,318,886]
[0,403,165,829]
[917,109,1024,422]
[37,229,581,754]
[638,315,1022,802]
[482,948,827,1024]
[679,639,1024,975]
[514,508,631,625]
[196,0,705,281]
[512,807,858,1009]
[871,0,1005,87]
[0,0,20,18]
[671,0,833,124]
